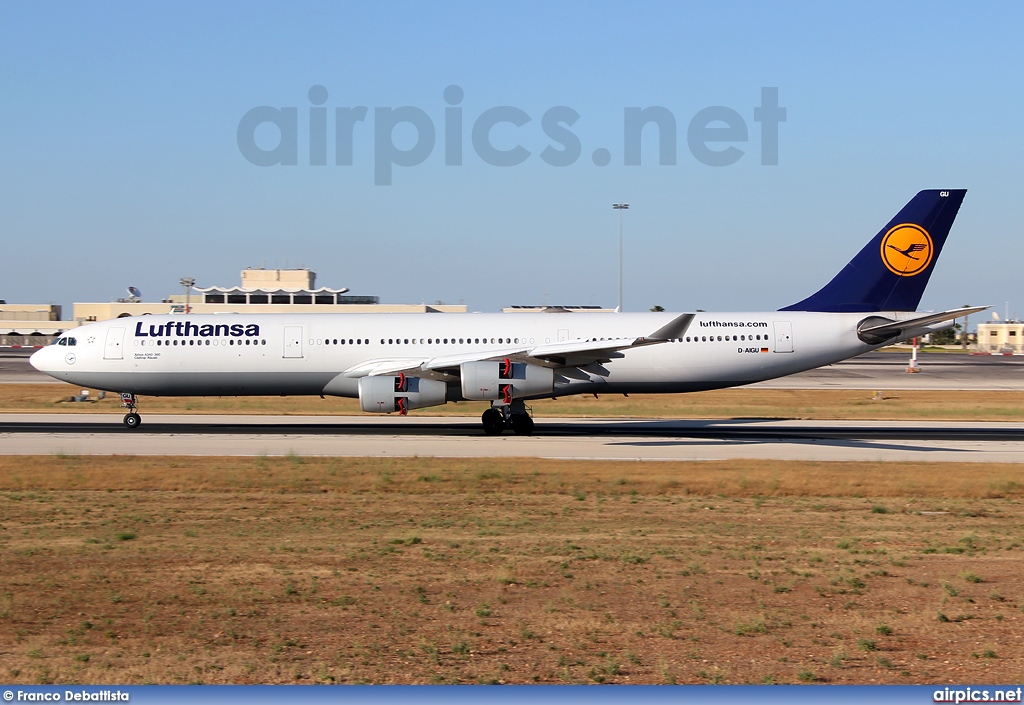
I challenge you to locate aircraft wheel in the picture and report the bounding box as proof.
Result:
[123,412,141,430]
[481,408,504,436]
[510,414,534,436]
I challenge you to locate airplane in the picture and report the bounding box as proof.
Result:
[31,189,985,435]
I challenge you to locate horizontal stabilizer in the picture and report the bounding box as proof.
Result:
[857,306,988,344]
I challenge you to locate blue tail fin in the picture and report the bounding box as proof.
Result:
[781,189,966,312]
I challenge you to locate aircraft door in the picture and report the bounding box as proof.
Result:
[103,327,125,360]
[773,321,794,353]
[283,326,304,358]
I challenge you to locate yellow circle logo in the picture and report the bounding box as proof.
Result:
[880,223,933,276]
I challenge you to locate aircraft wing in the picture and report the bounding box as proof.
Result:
[424,312,696,371]
[343,342,631,379]
[342,358,432,377]
[343,312,696,379]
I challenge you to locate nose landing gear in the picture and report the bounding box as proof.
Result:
[120,393,141,430]
[480,399,535,436]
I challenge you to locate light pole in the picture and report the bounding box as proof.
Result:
[180,277,195,314]
[612,203,629,311]
[962,304,971,350]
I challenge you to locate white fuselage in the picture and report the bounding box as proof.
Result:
[30,310,894,402]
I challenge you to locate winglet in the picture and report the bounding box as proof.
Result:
[647,313,695,341]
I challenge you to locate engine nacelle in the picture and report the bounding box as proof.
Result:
[358,375,447,414]
[460,360,554,402]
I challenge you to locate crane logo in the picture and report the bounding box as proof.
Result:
[880,223,933,276]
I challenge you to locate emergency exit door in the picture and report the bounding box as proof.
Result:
[283,326,304,358]
[773,321,794,353]
[104,327,125,360]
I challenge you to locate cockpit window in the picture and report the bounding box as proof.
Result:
[67,337,76,346]
[56,338,66,346]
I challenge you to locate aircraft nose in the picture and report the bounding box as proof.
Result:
[30,346,54,373]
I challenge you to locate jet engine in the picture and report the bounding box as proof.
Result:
[358,374,447,414]
[460,359,553,403]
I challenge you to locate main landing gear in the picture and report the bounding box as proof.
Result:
[120,392,141,429]
[481,399,535,436]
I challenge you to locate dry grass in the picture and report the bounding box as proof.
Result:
[2,455,1023,685]
[1,456,1023,499]
[7,383,1024,421]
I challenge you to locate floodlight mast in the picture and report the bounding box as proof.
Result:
[180,277,195,314]
[612,203,629,312]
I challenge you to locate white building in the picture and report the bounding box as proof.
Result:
[72,268,466,322]
[2,268,466,346]
[976,321,1024,354]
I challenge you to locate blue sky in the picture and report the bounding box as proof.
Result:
[2,1,1022,316]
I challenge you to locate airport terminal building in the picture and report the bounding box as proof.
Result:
[1,268,466,346]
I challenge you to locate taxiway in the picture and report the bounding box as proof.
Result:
[2,414,1023,463]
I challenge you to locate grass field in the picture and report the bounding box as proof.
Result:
[3,456,1023,685]
[7,383,1024,421]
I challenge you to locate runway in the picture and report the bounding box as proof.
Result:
[3,413,1024,463]
[5,348,1024,463]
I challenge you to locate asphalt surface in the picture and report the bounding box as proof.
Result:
[0,348,50,383]
[2,414,1023,463]
[4,348,1024,462]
